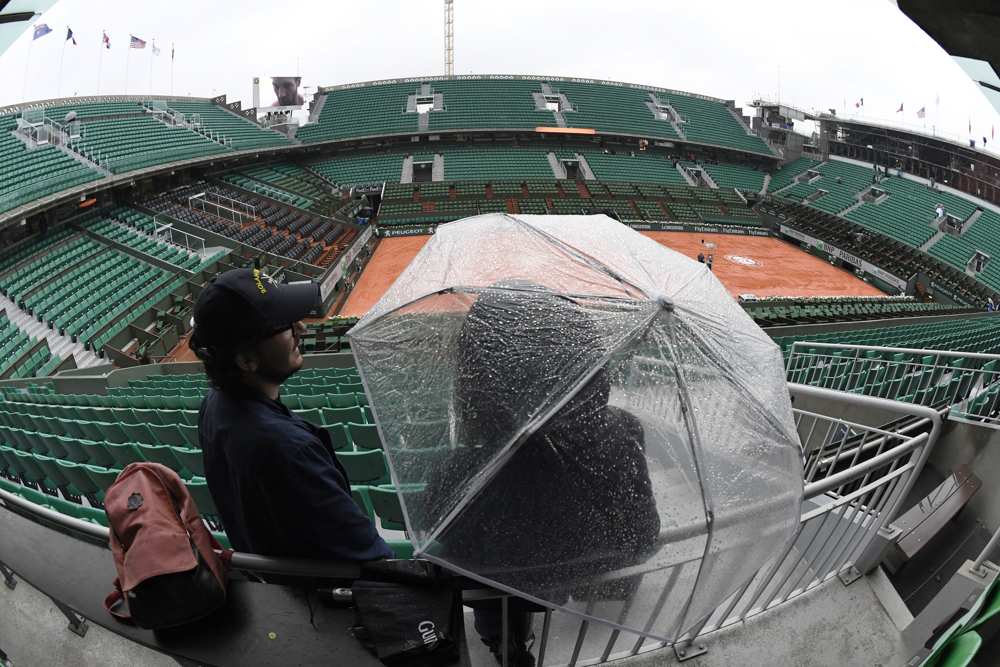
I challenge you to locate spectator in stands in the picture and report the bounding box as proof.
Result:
[271,76,304,107]
[430,281,660,666]
[707,254,714,271]
[935,204,945,219]
[697,251,705,263]
[987,297,995,312]
[191,268,391,564]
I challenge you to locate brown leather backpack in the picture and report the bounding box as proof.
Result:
[103,462,231,629]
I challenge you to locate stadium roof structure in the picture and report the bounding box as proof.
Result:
[899,0,1000,116]
[0,1,57,60]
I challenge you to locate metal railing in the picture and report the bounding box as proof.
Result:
[0,383,940,666]
[786,342,1000,429]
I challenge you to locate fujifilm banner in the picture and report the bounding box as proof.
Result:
[780,225,908,291]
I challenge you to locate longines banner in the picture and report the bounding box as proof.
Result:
[780,225,908,291]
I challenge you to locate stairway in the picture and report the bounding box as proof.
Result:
[920,229,947,253]
[0,292,102,369]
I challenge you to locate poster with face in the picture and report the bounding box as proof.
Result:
[267,76,304,109]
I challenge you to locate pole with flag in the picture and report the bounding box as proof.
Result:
[170,43,175,95]
[57,27,76,97]
[917,106,926,128]
[23,23,52,101]
[149,39,160,94]
[126,35,146,95]
[98,30,110,94]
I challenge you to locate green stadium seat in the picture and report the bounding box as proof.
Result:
[368,486,406,531]
[348,422,382,450]
[336,449,389,485]
[173,447,205,477]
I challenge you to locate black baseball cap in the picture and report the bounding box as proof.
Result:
[191,268,320,349]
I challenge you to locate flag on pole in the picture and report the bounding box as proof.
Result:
[103,31,111,49]
[152,39,160,56]
[66,27,76,45]
[130,35,146,49]
[855,97,864,108]
[896,103,904,113]
[33,24,52,40]
[171,43,174,61]
[917,107,926,119]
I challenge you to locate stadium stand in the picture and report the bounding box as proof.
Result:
[310,153,407,187]
[0,367,412,555]
[779,159,873,215]
[772,315,1000,356]
[441,145,554,180]
[767,156,820,192]
[928,209,1000,291]
[143,183,355,267]
[299,77,774,155]
[701,162,766,192]
[161,100,291,150]
[0,114,102,215]
[233,163,346,217]
[762,199,992,306]
[69,115,227,174]
[745,296,975,327]
[579,150,687,184]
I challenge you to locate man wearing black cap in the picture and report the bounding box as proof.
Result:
[191,268,391,561]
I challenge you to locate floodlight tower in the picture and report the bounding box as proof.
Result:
[444,0,454,77]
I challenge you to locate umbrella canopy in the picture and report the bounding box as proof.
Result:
[349,214,803,642]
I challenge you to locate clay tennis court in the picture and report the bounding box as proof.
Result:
[338,231,882,317]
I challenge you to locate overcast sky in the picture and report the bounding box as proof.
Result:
[2,0,998,149]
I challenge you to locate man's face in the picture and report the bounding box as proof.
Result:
[249,320,306,384]
[273,79,299,106]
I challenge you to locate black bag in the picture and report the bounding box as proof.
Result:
[351,560,463,667]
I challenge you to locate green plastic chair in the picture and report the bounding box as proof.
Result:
[172,447,205,477]
[348,423,382,450]
[136,443,184,475]
[368,486,406,531]
[921,631,982,667]
[350,484,374,519]
[105,441,145,469]
[83,464,122,499]
[321,406,364,426]
[336,449,389,485]
[327,424,352,451]
[54,458,100,498]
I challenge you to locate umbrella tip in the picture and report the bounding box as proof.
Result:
[653,293,674,311]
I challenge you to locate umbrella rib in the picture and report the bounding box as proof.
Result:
[419,303,663,551]
[662,314,718,643]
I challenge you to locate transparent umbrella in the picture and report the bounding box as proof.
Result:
[349,213,803,642]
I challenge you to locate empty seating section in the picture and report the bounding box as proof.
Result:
[745,297,973,327]
[442,145,553,180]
[772,316,1000,357]
[0,315,44,377]
[163,100,291,150]
[846,176,977,249]
[235,163,345,216]
[31,100,144,120]
[0,367,413,555]
[221,173,311,208]
[145,183,353,266]
[928,209,1000,291]
[298,78,771,155]
[26,245,174,349]
[70,115,227,173]
[296,82,419,142]
[702,162,765,192]
[90,210,203,271]
[310,153,405,186]
[427,79,550,132]
[655,91,772,155]
[768,156,820,192]
[0,114,102,215]
[553,81,679,140]
[781,159,872,215]
[579,150,687,184]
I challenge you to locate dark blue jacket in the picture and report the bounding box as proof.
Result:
[199,387,392,561]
